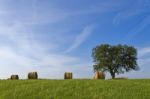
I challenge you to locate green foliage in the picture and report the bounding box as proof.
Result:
[0,79,150,99]
[92,44,139,78]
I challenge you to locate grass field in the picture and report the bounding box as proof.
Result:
[0,79,150,99]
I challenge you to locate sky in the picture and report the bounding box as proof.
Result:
[0,0,150,79]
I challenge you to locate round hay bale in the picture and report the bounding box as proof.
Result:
[93,72,105,79]
[28,72,38,79]
[64,72,73,79]
[11,75,19,80]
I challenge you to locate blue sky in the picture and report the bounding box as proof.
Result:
[0,0,150,79]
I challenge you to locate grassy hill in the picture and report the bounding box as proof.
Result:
[0,79,150,99]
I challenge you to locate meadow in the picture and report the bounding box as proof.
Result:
[0,79,150,99]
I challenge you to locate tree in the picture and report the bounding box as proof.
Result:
[92,44,139,79]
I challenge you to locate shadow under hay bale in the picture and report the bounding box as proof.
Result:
[64,72,73,79]
[112,77,128,80]
[93,72,105,80]
[28,72,38,79]
[11,75,19,80]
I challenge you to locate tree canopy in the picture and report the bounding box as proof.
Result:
[92,44,139,79]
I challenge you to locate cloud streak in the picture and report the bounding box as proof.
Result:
[138,47,150,58]
[0,9,92,79]
[112,0,150,43]
[124,15,150,41]
[113,0,148,25]
[0,0,105,79]
[65,25,94,53]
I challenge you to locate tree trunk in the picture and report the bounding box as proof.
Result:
[112,73,115,79]
[110,71,115,79]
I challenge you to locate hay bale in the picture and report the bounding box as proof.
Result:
[11,75,19,80]
[64,72,73,79]
[28,72,38,79]
[93,72,105,79]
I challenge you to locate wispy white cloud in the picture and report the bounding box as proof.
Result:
[0,1,90,79]
[0,11,92,79]
[112,0,150,43]
[124,15,150,41]
[138,48,150,70]
[0,46,81,79]
[0,18,86,79]
[0,21,81,79]
[0,0,131,26]
[113,0,148,25]
[131,47,150,78]
[3,0,125,25]
[64,25,94,53]
[138,47,150,57]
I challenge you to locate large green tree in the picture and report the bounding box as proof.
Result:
[92,44,139,79]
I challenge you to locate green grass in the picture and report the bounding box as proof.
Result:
[0,79,150,99]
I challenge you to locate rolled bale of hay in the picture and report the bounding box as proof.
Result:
[93,72,105,79]
[11,75,19,80]
[64,72,73,79]
[28,72,38,79]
